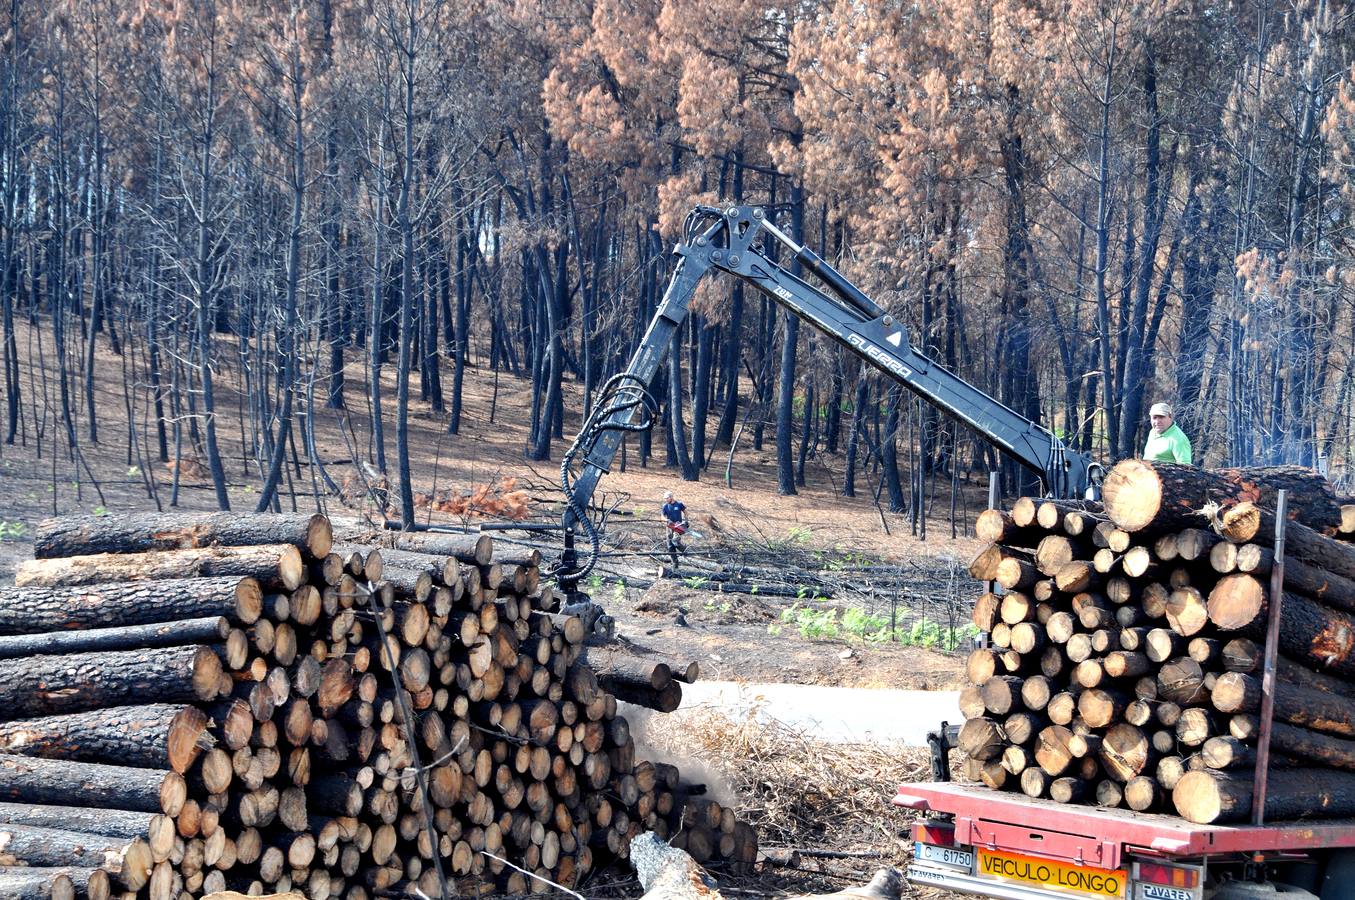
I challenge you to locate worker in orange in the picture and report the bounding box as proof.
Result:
[1142,402,1192,464]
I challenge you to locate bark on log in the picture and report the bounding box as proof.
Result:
[0,645,221,717]
[0,704,213,773]
[0,577,261,634]
[380,531,494,567]
[1102,460,1340,534]
[0,824,151,884]
[1222,638,1355,700]
[610,681,682,713]
[0,867,96,900]
[1174,768,1355,823]
[631,832,725,900]
[0,802,154,839]
[0,756,167,812]
[0,617,230,660]
[1209,577,1355,677]
[1265,721,1355,771]
[1211,672,1355,738]
[582,647,676,692]
[15,545,305,591]
[33,513,332,560]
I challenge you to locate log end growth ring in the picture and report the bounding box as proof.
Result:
[1102,460,1163,532]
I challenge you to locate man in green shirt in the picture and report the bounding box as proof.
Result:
[1142,402,1192,464]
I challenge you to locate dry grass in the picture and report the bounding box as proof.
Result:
[639,704,931,861]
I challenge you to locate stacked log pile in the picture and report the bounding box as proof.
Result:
[0,512,754,899]
[959,460,1355,825]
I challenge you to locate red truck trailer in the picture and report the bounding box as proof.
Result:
[897,778,1355,899]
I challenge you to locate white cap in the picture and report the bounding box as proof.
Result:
[1149,402,1173,418]
[663,491,674,500]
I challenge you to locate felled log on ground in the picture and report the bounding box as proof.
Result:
[631,832,725,900]
[785,869,906,900]
[33,512,332,560]
[1101,460,1341,534]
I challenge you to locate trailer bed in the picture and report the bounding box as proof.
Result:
[895,782,1355,869]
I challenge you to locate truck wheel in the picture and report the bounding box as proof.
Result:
[1212,882,1319,900]
[1319,849,1355,900]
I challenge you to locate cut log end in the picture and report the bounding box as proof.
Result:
[1101,460,1164,532]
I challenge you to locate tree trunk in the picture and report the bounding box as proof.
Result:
[33,512,331,559]
[0,755,169,814]
[668,329,698,481]
[843,367,868,498]
[0,867,100,900]
[0,824,150,882]
[0,576,261,633]
[1212,671,1355,738]
[0,704,212,773]
[1102,460,1341,533]
[1173,767,1355,824]
[0,616,229,660]
[15,544,304,590]
[0,645,221,717]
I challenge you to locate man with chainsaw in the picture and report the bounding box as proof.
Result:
[661,490,689,570]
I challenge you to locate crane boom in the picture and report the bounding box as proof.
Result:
[555,206,1102,590]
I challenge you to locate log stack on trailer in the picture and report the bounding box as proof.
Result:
[0,512,754,899]
[958,459,1355,825]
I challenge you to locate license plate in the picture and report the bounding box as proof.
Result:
[914,842,973,870]
[977,848,1128,898]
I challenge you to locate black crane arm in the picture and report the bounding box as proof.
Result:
[555,206,1102,587]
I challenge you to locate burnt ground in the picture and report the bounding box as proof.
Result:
[602,578,966,690]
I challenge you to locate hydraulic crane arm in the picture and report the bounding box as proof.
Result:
[555,206,1102,588]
